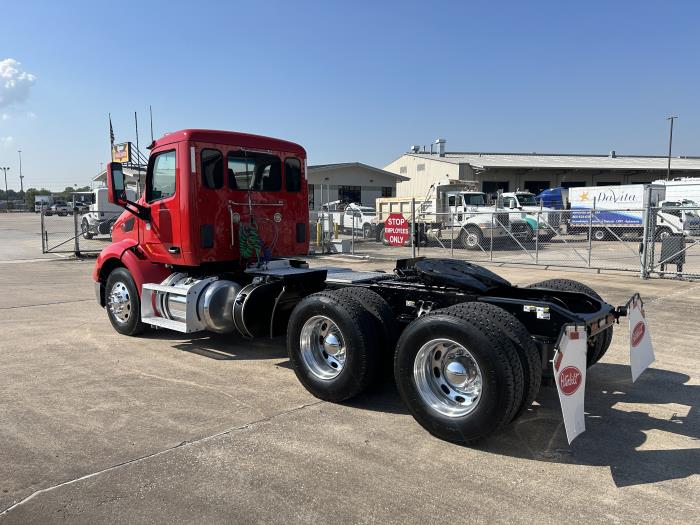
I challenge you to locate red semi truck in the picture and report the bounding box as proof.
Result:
[93,129,651,444]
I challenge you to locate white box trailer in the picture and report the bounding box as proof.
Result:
[569,184,700,240]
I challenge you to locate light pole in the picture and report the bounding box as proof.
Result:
[18,150,24,194]
[666,116,677,181]
[1,166,10,212]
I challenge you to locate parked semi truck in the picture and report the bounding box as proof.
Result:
[374,181,530,249]
[569,184,700,240]
[93,129,650,444]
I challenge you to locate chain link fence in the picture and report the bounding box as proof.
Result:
[41,208,122,255]
[335,204,700,280]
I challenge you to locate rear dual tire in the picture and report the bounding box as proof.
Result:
[394,303,536,444]
[287,288,394,402]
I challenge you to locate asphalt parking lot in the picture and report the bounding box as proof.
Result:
[1,213,698,523]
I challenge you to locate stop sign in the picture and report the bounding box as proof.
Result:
[384,213,410,246]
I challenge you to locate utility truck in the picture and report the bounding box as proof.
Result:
[374,181,530,249]
[93,129,653,444]
[569,184,700,240]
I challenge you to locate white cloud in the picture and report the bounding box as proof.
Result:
[1,113,8,120]
[0,59,36,108]
[0,135,14,147]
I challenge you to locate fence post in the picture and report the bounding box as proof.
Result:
[450,210,454,258]
[640,186,653,279]
[351,212,355,255]
[587,205,594,268]
[40,209,46,253]
[535,211,540,264]
[73,210,81,257]
[411,198,416,259]
[490,212,494,261]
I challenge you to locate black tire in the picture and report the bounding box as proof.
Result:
[394,308,525,444]
[287,291,380,402]
[459,226,484,250]
[105,268,146,336]
[81,219,94,239]
[442,302,541,420]
[333,287,400,376]
[591,228,607,241]
[526,278,613,367]
[655,227,673,241]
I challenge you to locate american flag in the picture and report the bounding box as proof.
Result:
[109,114,114,146]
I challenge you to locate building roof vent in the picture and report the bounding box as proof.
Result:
[411,145,420,153]
[609,150,617,158]
[435,138,446,157]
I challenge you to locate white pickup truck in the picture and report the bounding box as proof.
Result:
[319,202,377,238]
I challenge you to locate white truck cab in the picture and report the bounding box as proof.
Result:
[502,191,559,239]
[81,187,137,239]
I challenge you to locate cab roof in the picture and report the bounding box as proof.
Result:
[152,129,306,156]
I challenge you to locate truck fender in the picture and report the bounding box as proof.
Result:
[120,248,171,297]
[93,239,170,306]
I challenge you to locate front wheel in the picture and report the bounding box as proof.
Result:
[81,219,94,239]
[105,268,146,336]
[459,226,484,250]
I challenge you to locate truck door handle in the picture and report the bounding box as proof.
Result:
[168,246,180,254]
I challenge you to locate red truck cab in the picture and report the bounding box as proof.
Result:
[111,129,309,266]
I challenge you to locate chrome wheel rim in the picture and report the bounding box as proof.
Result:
[300,315,346,380]
[108,281,132,324]
[463,231,479,247]
[413,338,482,418]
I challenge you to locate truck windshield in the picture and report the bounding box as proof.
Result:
[516,193,538,206]
[462,194,486,206]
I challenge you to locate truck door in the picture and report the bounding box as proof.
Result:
[140,148,182,264]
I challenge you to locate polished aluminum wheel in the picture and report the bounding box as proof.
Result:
[299,315,346,380]
[413,338,482,417]
[108,281,132,324]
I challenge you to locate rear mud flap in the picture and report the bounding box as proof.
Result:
[553,325,587,444]
[554,295,655,443]
[627,294,655,382]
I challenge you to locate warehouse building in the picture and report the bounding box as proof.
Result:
[385,140,700,197]
[307,162,408,210]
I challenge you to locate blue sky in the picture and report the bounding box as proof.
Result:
[0,0,698,190]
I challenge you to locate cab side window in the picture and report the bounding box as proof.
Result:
[201,149,223,189]
[148,150,176,203]
[285,158,302,192]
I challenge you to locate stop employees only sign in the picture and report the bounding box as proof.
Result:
[384,213,409,246]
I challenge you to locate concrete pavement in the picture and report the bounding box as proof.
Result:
[0,244,697,523]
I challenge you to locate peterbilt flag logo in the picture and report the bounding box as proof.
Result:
[558,366,583,396]
[631,321,645,347]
